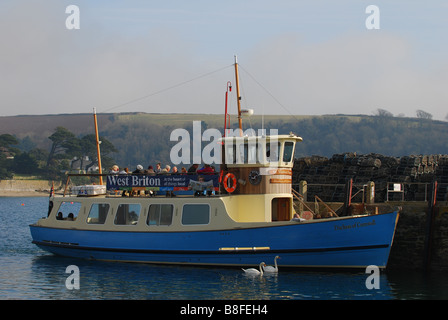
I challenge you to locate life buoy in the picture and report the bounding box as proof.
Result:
[223,173,237,193]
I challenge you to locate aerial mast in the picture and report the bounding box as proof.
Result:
[234,55,243,135]
[93,108,103,185]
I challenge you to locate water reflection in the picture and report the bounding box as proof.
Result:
[386,269,448,300]
[26,255,395,300]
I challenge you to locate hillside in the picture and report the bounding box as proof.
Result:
[1,112,448,169]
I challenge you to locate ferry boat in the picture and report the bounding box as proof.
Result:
[29,59,399,269]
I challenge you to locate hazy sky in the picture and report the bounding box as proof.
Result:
[1,0,447,120]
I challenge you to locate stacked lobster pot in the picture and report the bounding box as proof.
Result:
[293,153,448,203]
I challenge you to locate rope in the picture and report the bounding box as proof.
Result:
[99,64,234,113]
[238,65,302,121]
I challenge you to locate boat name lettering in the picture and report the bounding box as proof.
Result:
[107,175,161,187]
[334,220,376,231]
[107,174,219,190]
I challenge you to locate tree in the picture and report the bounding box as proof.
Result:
[76,134,117,172]
[0,134,18,148]
[46,127,80,168]
[374,108,393,117]
[13,152,39,174]
[416,109,433,120]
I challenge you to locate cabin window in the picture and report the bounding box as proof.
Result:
[181,204,210,225]
[114,203,141,225]
[147,204,173,226]
[266,142,280,162]
[55,201,82,221]
[283,141,294,163]
[87,203,110,224]
[242,139,259,164]
[225,143,237,165]
[238,144,246,164]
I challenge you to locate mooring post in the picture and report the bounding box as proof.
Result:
[342,178,353,216]
[423,180,437,270]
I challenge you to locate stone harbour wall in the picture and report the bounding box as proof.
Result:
[0,179,62,195]
[297,200,448,271]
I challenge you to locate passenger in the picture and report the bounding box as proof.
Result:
[56,212,63,220]
[188,164,199,174]
[181,167,187,174]
[291,213,305,222]
[67,213,74,221]
[110,165,119,174]
[154,163,162,174]
[132,164,144,174]
[119,167,129,174]
[172,166,179,174]
[161,165,171,174]
[197,164,214,174]
[145,165,155,175]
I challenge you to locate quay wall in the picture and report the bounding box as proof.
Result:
[0,179,61,195]
[298,200,448,271]
[387,202,448,271]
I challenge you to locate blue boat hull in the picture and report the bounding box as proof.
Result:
[30,211,398,269]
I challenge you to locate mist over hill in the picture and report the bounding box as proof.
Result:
[1,112,447,169]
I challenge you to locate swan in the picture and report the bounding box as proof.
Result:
[263,256,280,273]
[242,262,266,275]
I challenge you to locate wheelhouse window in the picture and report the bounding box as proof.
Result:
[114,203,141,225]
[181,204,210,225]
[225,143,236,165]
[147,204,173,226]
[224,138,264,165]
[266,142,280,163]
[55,201,82,221]
[283,141,294,163]
[87,203,110,224]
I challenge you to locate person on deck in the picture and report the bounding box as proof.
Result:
[145,165,155,175]
[109,165,119,174]
[132,164,144,174]
[197,164,214,174]
[119,167,129,174]
[161,165,171,174]
[188,164,199,174]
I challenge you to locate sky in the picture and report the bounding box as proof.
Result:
[1,0,447,120]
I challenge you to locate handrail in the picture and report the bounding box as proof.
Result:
[314,195,339,217]
[291,188,315,216]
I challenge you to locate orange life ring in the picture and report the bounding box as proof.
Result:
[223,173,237,193]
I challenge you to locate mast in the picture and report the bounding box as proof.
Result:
[93,108,103,185]
[224,81,232,137]
[234,55,243,135]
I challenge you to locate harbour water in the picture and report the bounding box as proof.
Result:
[1,197,447,301]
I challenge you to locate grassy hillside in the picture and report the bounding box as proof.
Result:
[1,112,447,169]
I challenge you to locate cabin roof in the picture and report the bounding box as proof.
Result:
[219,133,303,143]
